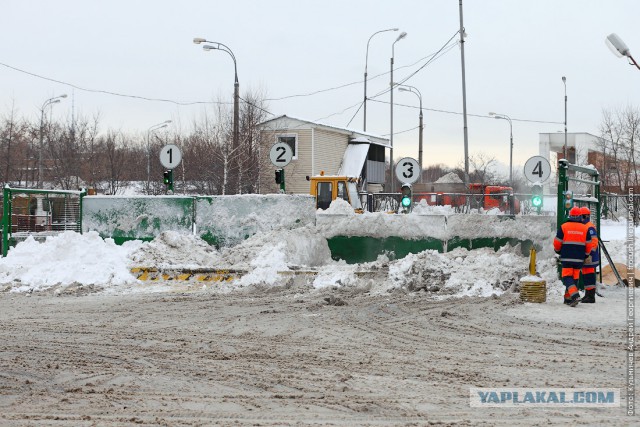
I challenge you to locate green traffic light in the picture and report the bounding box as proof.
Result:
[532,196,542,207]
[401,196,411,207]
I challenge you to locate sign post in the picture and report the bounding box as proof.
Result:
[269,142,293,193]
[160,144,182,193]
[395,157,420,213]
[524,156,552,214]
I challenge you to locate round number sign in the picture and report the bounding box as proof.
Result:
[269,142,293,167]
[524,156,551,183]
[160,144,182,169]
[395,157,420,185]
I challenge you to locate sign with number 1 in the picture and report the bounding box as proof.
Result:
[160,144,182,169]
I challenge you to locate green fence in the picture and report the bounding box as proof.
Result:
[82,194,316,247]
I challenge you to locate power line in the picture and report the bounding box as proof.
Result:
[369,99,563,125]
[1,59,563,127]
[0,61,228,106]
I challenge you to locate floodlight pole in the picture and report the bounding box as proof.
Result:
[364,28,398,132]
[389,31,407,193]
[38,94,66,188]
[562,76,567,161]
[459,0,470,186]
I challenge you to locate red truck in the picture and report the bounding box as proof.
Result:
[412,182,519,213]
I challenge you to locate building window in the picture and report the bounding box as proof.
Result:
[276,134,298,160]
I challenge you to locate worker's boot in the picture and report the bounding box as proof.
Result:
[567,293,580,307]
[581,289,596,303]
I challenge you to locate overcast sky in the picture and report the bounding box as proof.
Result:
[1,0,638,177]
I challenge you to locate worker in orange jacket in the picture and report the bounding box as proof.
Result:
[580,206,599,303]
[553,206,593,307]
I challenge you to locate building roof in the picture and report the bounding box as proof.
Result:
[258,115,390,148]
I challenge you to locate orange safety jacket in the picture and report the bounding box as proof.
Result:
[554,219,592,267]
[583,220,599,267]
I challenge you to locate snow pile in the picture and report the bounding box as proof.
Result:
[0,231,138,292]
[312,267,359,289]
[130,231,221,268]
[317,210,449,239]
[322,198,355,215]
[238,241,290,286]
[386,246,528,297]
[224,226,333,287]
[220,225,332,270]
[411,199,457,215]
[196,194,316,247]
[0,219,631,299]
[435,172,463,183]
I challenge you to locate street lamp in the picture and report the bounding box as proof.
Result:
[488,112,513,186]
[38,94,67,188]
[606,33,640,70]
[390,31,407,193]
[562,76,567,161]
[398,84,423,182]
[193,37,240,151]
[363,27,398,132]
[147,120,172,193]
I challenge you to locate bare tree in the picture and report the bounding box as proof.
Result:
[102,130,128,195]
[47,114,100,190]
[599,105,640,192]
[465,152,502,185]
[0,103,28,185]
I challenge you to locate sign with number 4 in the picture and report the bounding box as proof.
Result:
[524,156,551,183]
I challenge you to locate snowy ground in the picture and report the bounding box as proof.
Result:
[0,213,635,425]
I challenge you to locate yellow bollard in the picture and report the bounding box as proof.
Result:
[520,247,547,303]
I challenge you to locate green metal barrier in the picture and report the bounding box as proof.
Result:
[2,186,86,256]
[556,159,602,287]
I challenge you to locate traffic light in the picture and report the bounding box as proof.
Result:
[275,169,285,192]
[163,170,173,191]
[531,184,543,209]
[563,190,574,210]
[400,183,412,213]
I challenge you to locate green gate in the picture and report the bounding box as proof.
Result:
[1,187,86,256]
[556,159,601,285]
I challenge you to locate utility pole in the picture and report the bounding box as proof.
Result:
[459,0,470,186]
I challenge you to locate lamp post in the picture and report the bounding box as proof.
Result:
[193,37,239,151]
[147,120,172,193]
[390,31,407,193]
[562,76,567,161]
[364,28,398,132]
[398,84,423,182]
[38,94,67,188]
[488,112,513,186]
[459,0,470,185]
[606,33,640,70]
